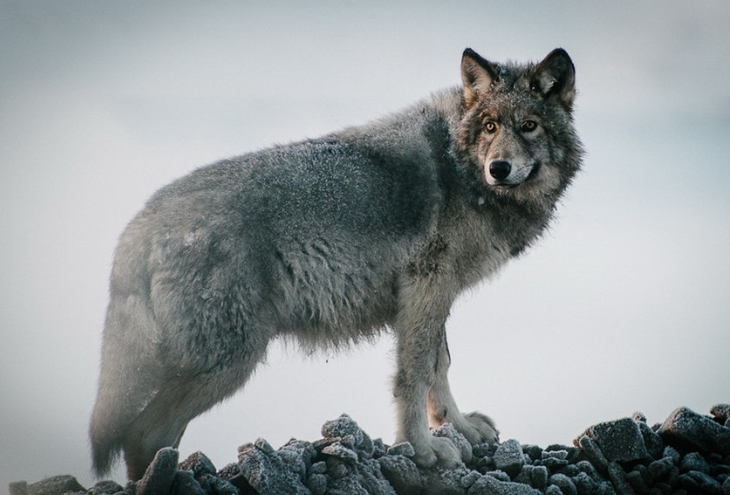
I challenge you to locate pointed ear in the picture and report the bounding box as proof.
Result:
[530,48,576,110]
[461,48,499,109]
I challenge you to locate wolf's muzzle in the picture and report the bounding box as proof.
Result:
[489,160,512,181]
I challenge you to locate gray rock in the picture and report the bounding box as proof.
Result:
[548,473,577,495]
[237,442,310,495]
[136,447,179,495]
[722,476,730,495]
[178,451,216,477]
[422,466,471,495]
[679,470,723,494]
[467,473,543,495]
[88,480,125,495]
[577,417,650,463]
[324,476,369,495]
[577,435,609,475]
[24,475,86,495]
[357,457,398,495]
[658,407,730,455]
[679,451,711,474]
[493,439,525,478]
[606,462,634,495]
[278,439,316,479]
[636,421,663,459]
[378,454,422,495]
[306,473,327,495]
[322,440,359,463]
[387,441,415,458]
[711,404,730,423]
[321,413,364,445]
[433,422,473,464]
[171,470,207,495]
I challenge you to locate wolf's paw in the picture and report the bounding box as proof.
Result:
[456,411,499,445]
[412,436,462,469]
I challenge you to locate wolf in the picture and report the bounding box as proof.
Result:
[90,47,583,480]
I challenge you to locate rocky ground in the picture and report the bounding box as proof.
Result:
[9,404,730,495]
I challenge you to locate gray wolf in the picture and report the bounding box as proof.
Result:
[90,47,583,480]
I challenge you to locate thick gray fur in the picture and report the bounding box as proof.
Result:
[90,48,583,480]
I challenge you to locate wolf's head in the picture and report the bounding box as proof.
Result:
[456,48,583,212]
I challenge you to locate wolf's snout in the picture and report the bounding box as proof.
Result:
[489,160,512,181]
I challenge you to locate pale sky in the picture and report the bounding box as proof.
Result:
[1,0,729,489]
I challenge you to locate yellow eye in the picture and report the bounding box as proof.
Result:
[521,120,538,132]
[485,121,497,133]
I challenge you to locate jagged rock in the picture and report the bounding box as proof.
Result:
[576,417,651,464]
[711,404,730,424]
[494,439,525,478]
[178,451,216,477]
[548,473,577,495]
[171,469,207,495]
[237,441,309,495]
[23,475,85,495]
[378,454,422,495]
[87,479,125,495]
[468,473,543,495]
[658,406,730,455]
[12,404,730,495]
[433,422,473,464]
[136,447,179,495]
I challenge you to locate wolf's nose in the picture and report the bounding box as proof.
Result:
[489,160,512,181]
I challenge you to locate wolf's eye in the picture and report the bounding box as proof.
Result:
[484,121,497,134]
[521,120,538,132]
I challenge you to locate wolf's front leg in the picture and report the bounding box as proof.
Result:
[393,274,463,468]
[394,325,463,468]
[427,336,499,446]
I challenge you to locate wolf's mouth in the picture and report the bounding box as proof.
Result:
[526,161,542,182]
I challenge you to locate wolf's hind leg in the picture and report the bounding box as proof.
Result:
[427,337,499,446]
[122,361,259,480]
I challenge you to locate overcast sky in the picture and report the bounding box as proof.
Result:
[1,0,729,489]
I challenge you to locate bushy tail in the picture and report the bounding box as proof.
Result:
[89,292,159,478]
[89,398,124,477]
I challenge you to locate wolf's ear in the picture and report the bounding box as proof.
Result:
[461,48,500,109]
[530,48,576,111]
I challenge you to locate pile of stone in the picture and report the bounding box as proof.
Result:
[10,404,730,495]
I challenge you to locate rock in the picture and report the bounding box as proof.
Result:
[387,441,416,458]
[378,454,422,495]
[171,469,207,495]
[679,451,710,474]
[24,475,85,495]
[357,457,398,495]
[493,439,525,478]
[548,473,577,495]
[576,417,651,463]
[637,421,664,459]
[607,462,635,495]
[178,451,216,477]
[711,404,730,423]
[237,442,310,495]
[321,414,363,444]
[88,480,125,494]
[433,422,474,464]
[577,435,609,475]
[12,405,730,495]
[136,447,179,495]
[657,407,730,455]
[468,473,543,495]
[679,470,723,494]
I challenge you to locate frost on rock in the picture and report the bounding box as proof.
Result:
[11,405,730,495]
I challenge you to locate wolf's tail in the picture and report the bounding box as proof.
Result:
[89,292,160,478]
